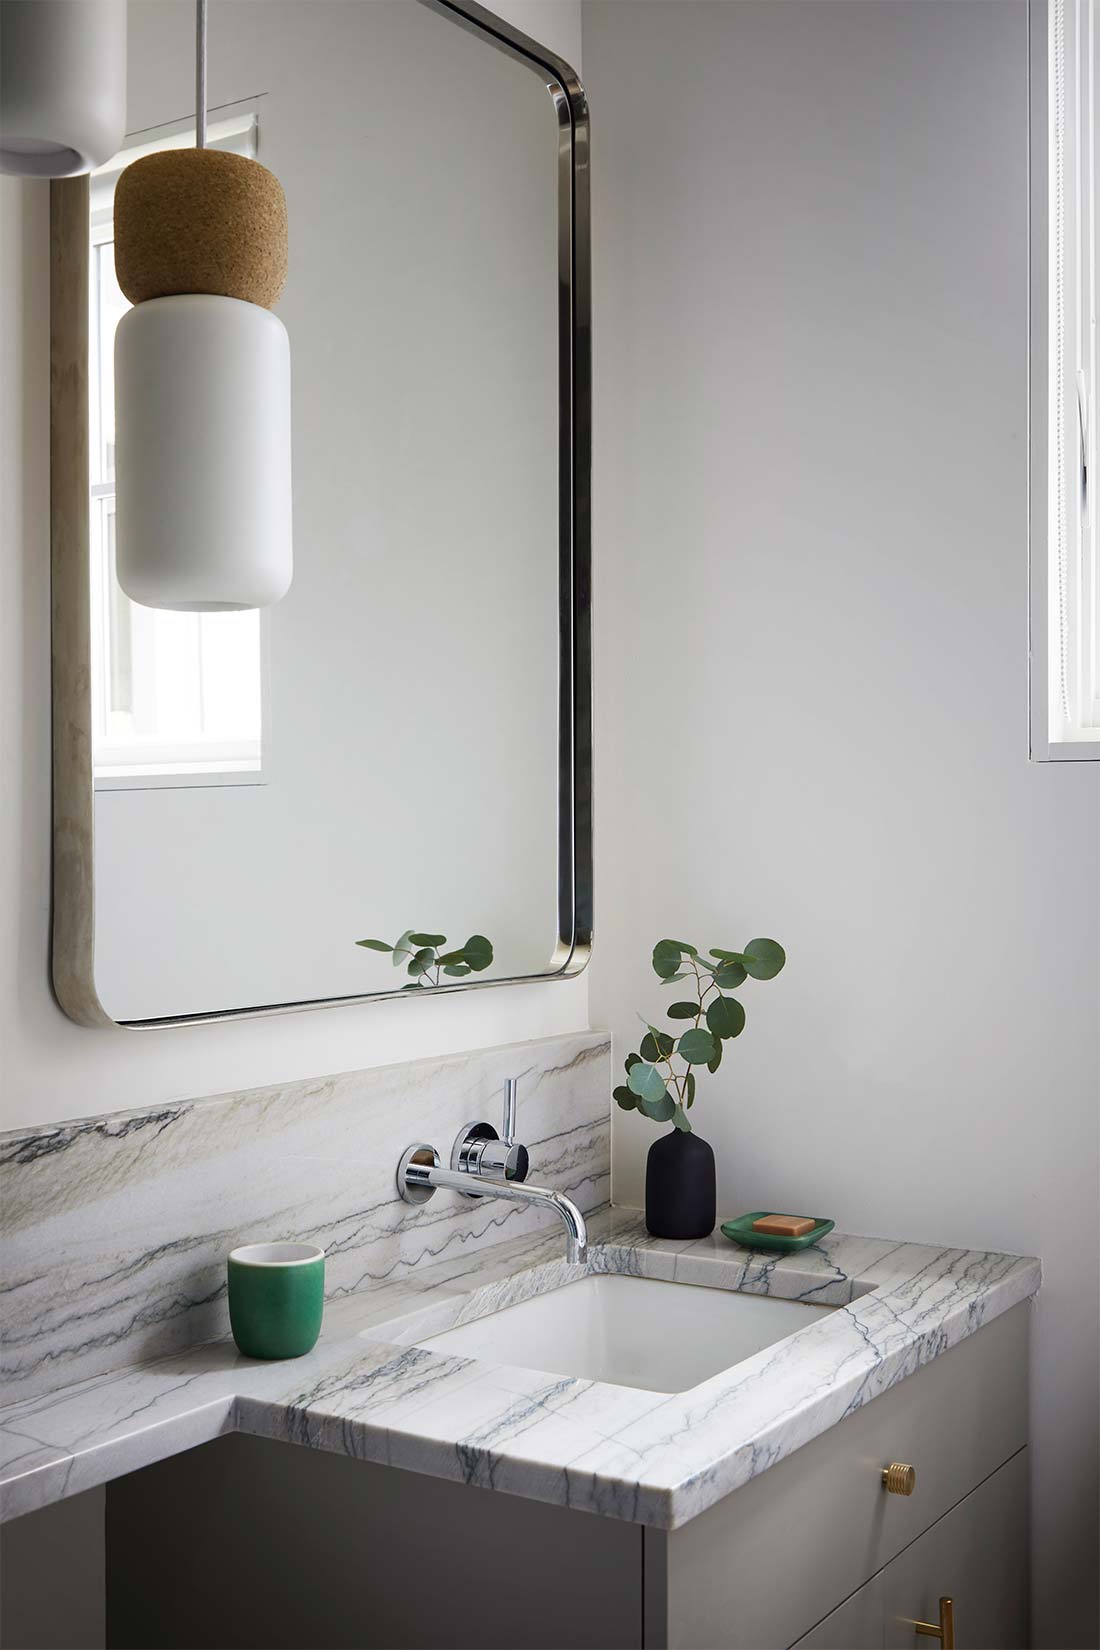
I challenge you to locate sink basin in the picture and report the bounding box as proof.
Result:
[414,1273,836,1394]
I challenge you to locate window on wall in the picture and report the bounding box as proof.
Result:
[1035,0,1100,758]
[88,111,269,788]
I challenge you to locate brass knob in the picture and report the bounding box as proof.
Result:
[882,1461,916,1496]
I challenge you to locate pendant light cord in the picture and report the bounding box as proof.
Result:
[195,0,208,149]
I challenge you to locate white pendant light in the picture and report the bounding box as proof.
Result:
[0,0,127,177]
[114,296,292,610]
[112,0,293,612]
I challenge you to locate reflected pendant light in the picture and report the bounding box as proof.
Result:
[0,0,127,176]
[112,0,293,611]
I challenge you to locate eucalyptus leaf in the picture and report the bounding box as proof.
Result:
[443,963,471,977]
[658,971,689,984]
[706,994,746,1040]
[613,1085,638,1111]
[641,1029,675,1062]
[714,960,747,989]
[665,940,698,955]
[627,1061,669,1105]
[408,933,446,947]
[685,1071,696,1107]
[640,1090,676,1123]
[624,1051,642,1072]
[408,947,436,976]
[652,940,682,978]
[678,1027,717,1065]
[671,1103,692,1133]
[355,939,393,952]
[709,948,740,961]
[391,929,415,965]
[401,982,423,991]
[707,1037,724,1074]
[742,937,786,980]
[463,934,494,971]
[436,949,467,966]
[667,1001,700,1020]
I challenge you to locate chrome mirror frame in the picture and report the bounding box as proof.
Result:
[49,0,591,1029]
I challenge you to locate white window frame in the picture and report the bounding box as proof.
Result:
[1031,0,1100,759]
[89,104,274,792]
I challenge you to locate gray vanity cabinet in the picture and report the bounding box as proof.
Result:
[102,1304,1030,1650]
[645,1302,1029,1649]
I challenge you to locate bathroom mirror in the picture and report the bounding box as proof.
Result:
[50,0,590,1028]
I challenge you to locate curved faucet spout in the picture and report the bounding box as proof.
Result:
[397,1088,589,1266]
[422,1166,588,1265]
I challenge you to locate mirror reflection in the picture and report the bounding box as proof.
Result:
[89,0,569,1021]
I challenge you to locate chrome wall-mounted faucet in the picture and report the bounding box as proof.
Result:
[397,1080,588,1265]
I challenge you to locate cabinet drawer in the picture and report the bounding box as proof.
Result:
[652,1302,1029,1650]
[791,1449,1029,1650]
[883,1449,1028,1650]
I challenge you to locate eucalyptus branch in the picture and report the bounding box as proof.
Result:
[613,935,787,1134]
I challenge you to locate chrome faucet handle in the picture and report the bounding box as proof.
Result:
[502,1076,518,1145]
[450,1080,529,1191]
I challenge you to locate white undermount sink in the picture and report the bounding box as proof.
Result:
[411,1273,836,1394]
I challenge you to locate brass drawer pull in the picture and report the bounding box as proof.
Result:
[882,1461,916,1495]
[915,1597,956,1649]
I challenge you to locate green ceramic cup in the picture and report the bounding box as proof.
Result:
[227,1242,325,1359]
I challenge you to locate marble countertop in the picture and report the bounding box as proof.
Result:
[0,1209,1039,1530]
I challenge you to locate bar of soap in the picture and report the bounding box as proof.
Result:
[751,1213,817,1238]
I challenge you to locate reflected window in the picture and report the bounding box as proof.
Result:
[88,112,267,788]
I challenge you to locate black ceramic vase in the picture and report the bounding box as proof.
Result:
[645,1128,716,1239]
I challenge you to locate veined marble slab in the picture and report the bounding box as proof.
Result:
[0,1033,610,1403]
[0,1210,1039,1529]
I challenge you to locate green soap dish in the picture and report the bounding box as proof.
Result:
[720,1211,835,1253]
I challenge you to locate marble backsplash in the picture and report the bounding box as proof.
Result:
[0,1031,610,1404]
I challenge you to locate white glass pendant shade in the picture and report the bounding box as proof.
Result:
[0,0,126,177]
[114,294,293,612]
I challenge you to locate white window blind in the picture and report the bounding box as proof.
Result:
[1038,0,1100,756]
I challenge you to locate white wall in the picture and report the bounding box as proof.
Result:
[0,0,585,1130]
[583,3,1099,1646]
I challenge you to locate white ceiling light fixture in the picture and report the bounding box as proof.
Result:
[112,0,293,613]
[0,0,127,177]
